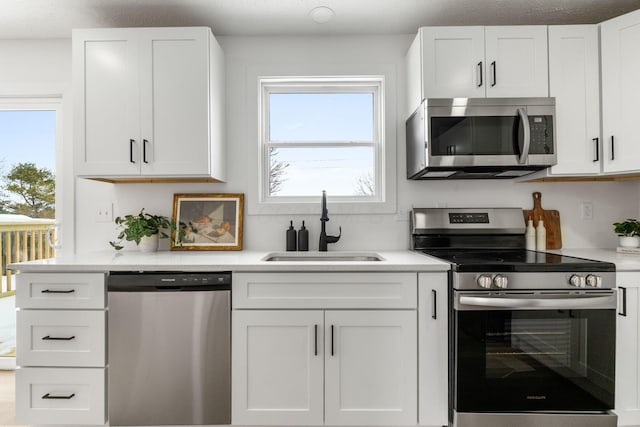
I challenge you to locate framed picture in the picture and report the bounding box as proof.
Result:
[171,193,244,251]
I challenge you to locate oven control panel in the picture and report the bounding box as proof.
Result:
[454,272,615,290]
[569,274,603,288]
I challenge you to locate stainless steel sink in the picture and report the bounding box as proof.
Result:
[262,252,383,262]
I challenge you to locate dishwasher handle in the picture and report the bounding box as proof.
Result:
[107,272,231,292]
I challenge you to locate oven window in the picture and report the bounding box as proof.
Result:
[455,309,615,412]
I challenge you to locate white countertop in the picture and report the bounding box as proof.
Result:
[8,250,450,273]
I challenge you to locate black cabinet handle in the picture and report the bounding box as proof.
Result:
[41,289,75,294]
[619,286,627,317]
[491,61,496,87]
[477,62,483,87]
[42,335,76,341]
[314,324,318,356]
[129,139,136,163]
[611,136,615,161]
[431,289,438,320]
[592,137,599,162]
[330,325,335,356]
[143,139,149,163]
[42,393,75,400]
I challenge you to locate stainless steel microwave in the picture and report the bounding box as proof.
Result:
[406,97,556,179]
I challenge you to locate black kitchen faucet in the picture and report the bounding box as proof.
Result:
[319,190,341,251]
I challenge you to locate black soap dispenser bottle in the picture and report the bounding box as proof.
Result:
[298,221,309,251]
[286,220,297,251]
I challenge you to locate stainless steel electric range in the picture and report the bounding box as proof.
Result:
[411,208,617,427]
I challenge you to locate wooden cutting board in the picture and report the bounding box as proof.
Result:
[522,192,562,249]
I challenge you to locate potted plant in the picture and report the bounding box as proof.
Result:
[613,218,640,247]
[110,209,176,252]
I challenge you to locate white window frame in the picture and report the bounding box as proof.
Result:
[256,76,394,214]
[0,97,62,219]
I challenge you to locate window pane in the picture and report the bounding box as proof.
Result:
[269,146,374,197]
[269,93,374,141]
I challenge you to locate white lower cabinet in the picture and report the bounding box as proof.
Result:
[615,272,640,425]
[15,272,107,425]
[418,272,448,427]
[232,272,423,426]
[233,309,417,426]
[16,367,106,425]
[324,310,417,425]
[232,310,324,425]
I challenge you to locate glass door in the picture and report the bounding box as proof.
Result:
[455,308,615,412]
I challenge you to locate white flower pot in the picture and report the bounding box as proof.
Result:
[619,236,640,248]
[138,234,159,252]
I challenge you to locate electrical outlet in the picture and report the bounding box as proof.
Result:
[96,204,113,223]
[580,201,593,220]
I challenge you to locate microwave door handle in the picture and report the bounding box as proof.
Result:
[517,107,530,164]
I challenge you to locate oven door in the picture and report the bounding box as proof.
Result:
[453,290,616,413]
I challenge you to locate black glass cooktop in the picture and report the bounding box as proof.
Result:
[420,249,616,272]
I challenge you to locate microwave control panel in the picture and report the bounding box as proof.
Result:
[529,115,553,154]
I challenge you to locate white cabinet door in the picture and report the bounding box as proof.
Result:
[418,273,448,427]
[139,28,213,176]
[408,25,548,106]
[421,26,485,99]
[324,310,417,425]
[548,25,601,175]
[615,273,640,426]
[484,26,549,98]
[232,310,324,425]
[74,27,225,181]
[16,367,106,425]
[73,28,141,176]
[601,9,640,173]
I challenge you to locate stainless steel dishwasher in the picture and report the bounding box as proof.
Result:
[107,271,231,426]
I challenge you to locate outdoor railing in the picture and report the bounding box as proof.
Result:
[1,220,56,295]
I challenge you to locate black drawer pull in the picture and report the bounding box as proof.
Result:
[42,335,76,341]
[42,393,76,400]
[41,289,75,294]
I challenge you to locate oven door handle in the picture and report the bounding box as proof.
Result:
[457,293,617,310]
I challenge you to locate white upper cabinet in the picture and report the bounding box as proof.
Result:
[483,26,549,98]
[73,27,226,181]
[406,25,548,115]
[548,25,601,175]
[420,26,485,100]
[601,9,640,174]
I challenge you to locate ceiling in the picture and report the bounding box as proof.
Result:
[0,0,639,39]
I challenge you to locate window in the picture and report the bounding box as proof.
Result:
[260,77,384,204]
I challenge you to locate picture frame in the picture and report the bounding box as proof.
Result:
[171,193,244,251]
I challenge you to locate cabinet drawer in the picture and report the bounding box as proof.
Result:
[16,273,105,309]
[233,272,417,309]
[16,367,106,425]
[17,310,106,367]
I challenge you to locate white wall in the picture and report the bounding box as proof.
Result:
[1,36,637,253]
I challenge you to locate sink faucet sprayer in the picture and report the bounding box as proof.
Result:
[319,190,341,251]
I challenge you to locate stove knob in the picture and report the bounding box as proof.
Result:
[585,274,602,288]
[569,274,585,288]
[477,275,493,289]
[493,274,508,289]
